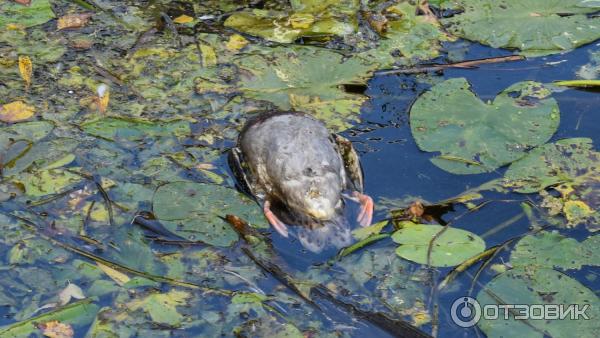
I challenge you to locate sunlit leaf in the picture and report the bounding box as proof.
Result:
[442,0,600,54]
[410,78,560,174]
[0,0,55,28]
[392,221,486,267]
[0,101,35,123]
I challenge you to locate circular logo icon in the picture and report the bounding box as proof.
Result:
[451,296,481,328]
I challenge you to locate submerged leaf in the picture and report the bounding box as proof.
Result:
[126,290,190,326]
[153,182,266,247]
[477,267,600,337]
[410,78,559,174]
[82,117,190,141]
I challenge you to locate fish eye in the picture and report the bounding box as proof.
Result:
[303,167,315,176]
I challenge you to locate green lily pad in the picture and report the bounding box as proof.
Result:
[126,290,190,327]
[410,78,560,174]
[224,9,355,44]
[392,221,486,267]
[441,0,600,54]
[82,117,190,141]
[232,46,374,131]
[17,168,82,197]
[510,231,600,270]
[503,138,598,193]
[0,0,55,29]
[477,267,600,338]
[152,182,266,247]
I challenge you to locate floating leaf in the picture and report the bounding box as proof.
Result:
[57,13,92,30]
[477,267,600,337]
[82,117,190,141]
[38,320,74,338]
[126,290,190,326]
[228,46,375,131]
[17,169,82,197]
[18,55,32,89]
[96,262,131,286]
[392,221,486,267]
[153,182,266,247]
[173,14,194,24]
[0,0,55,28]
[410,78,559,174]
[224,1,358,43]
[554,79,600,88]
[441,0,600,54]
[0,101,35,123]
[510,231,600,270]
[352,220,388,240]
[58,283,85,306]
[225,34,249,51]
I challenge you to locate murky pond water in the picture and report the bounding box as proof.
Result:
[1,1,600,337]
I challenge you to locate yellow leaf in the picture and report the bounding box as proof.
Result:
[18,55,32,88]
[289,13,315,29]
[173,14,194,24]
[199,44,217,67]
[226,34,249,51]
[38,320,74,338]
[0,101,35,122]
[57,13,93,30]
[97,262,130,286]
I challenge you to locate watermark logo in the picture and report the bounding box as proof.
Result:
[451,297,481,328]
[451,297,591,328]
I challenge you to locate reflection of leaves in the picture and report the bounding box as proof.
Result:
[153,182,266,247]
[477,267,600,337]
[442,0,600,55]
[410,78,559,174]
[511,231,600,270]
[392,221,486,267]
[0,0,55,28]
[126,290,190,327]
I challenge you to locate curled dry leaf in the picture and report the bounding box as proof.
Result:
[38,320,74,338]
[57,13,93,30]
[0,101,35,122]
[58,282,85,306]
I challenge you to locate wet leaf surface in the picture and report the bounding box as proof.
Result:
[392,221,486,267]
[410,78,560,174]
[441,0,600,54]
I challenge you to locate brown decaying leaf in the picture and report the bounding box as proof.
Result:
[57,13,93,30]
[408,200,425,218]
[13,0,31,5]
[18,55,32,89]
[0,101,35,122]
[38,320,74,338]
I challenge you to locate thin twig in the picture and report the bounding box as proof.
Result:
[375,55,525,75]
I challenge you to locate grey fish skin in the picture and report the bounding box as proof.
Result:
[239,112,347,222]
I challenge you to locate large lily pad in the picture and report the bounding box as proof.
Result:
[0,0,55,29]
[197,46,375,131]
[510,231,600,270]
[441,0,600,54]
[392,221,486,267]
[410,78,560,174]
[477,267,600,337]
[152,182,266,247]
